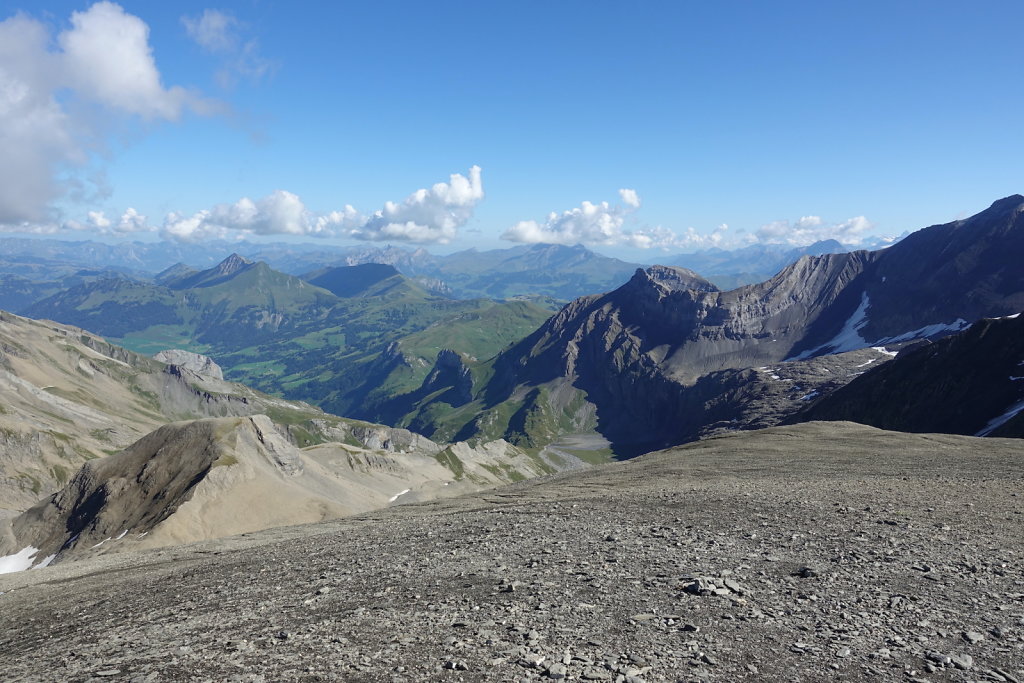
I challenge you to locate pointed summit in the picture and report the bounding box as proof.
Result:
[216,253,253,275]
[167,253,255,290]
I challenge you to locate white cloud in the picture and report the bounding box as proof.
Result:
[619,188,641,208]
[0,13,78,224]
[61,2,208,120]
[0,2,215,227]
[347,165,484,244]
[156,167,483,244]
[208,190,309,236]
[503,189,656,247]
[57,206,150,235]
[503,190,879,252]
[755,215,874,246]
[116,208,149,233]
[182,9,236,53]
[182,9,272,87]
[86,210,111,230]
[671,223,736,250]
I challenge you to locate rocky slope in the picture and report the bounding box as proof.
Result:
[0,309,323,511]
[406,196,1024,452]
[0,311,575,561]
[1,422,1021,682]
[795,314,1024,437]
[0,415,549,569]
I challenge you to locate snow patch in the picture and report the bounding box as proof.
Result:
[0,547,40,575]
[799,391,820,401]
[34,553,57,569]
[92,537,111,549]
[855,359,876,368]
[873,319,971,346]
[1011,376,1024,382]
[787,288,978,362]
[976,399,1024,437]
[115,530,128,540]
[871,346,898,357]
[788,292,871,361]
[388,488,411,503]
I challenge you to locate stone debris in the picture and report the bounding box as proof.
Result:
[1,422,1023,682]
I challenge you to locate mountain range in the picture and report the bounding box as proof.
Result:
[0,194,1022,583]
[387,195,1024,454]
[20,255,553,421]
[0,237,884,310]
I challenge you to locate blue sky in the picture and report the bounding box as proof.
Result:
[1,1,1023,259]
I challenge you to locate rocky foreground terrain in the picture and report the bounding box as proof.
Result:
[1,422,1022,682]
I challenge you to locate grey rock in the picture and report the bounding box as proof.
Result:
[963,630,985,644]
[949,653,973,670]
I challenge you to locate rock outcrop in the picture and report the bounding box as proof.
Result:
[154,349,224,380]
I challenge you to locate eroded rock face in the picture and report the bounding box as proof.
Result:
[308,419,442,455]
[154,349,224,380]
[5,416,305,565]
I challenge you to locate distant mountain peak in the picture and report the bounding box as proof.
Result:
[216,253,253,275]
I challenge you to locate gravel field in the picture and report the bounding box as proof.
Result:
[2,421,1023,683]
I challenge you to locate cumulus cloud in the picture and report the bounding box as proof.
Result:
[0,2,214,227]
[182,9,273,87]
[348,166,484,244]
[755,215,874,246]
[503,189,879,252]
[57,206,150,235]
[62,2,208,119]
[156,167,484,244]
[503,189,668,247]
[116,208,149,233]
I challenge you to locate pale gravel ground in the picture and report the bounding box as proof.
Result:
[1,422,1023,683]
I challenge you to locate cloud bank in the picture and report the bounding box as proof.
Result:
[503,190,875,251]
[755,215,874,246]
[160,166,484,243]
[0,2,213,226]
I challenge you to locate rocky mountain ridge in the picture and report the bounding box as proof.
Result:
[400,196,1024,452]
